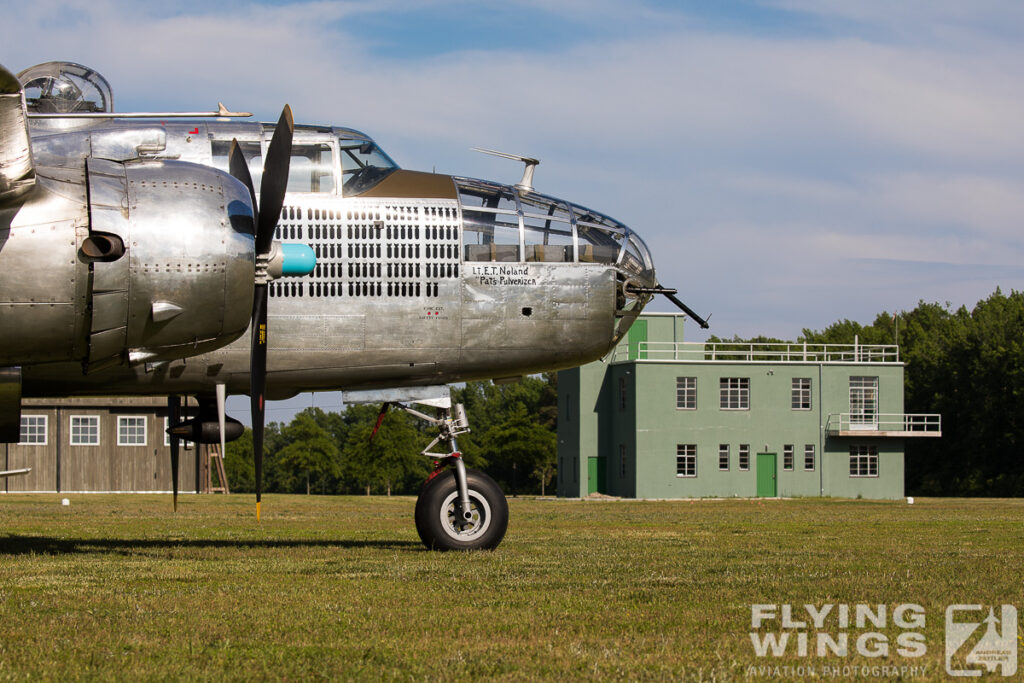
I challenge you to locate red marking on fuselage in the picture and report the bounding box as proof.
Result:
[188,127,199,135]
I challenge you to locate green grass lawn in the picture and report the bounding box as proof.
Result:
[0,495,1021,680]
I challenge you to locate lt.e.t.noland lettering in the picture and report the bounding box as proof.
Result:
[470,264,539,286]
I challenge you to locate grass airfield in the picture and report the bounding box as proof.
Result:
[0,495,1021,680]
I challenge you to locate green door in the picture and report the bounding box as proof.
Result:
[756,453,777,497]
[627,320,648,360]
[587,456,607,494]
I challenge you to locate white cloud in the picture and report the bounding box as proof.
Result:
[4,0,1024,341]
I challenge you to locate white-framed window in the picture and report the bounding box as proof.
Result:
[719,444,730,471]
[19,415,47,445]
[792,378,811,410]
[850,376,879,428]
[804,444,815,471]
[720,377,749,410]
[850,445,879,477]
[619,444,627,478]
[738,444,750,471]
[676,444,697,477]
[70,416,100,446]
[783,444,794,471]
[618,376,627,411]
[676,377,697,410]
[117,416,147,446]
[163,418,194,449]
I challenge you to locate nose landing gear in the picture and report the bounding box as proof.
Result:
[372,401,509,550]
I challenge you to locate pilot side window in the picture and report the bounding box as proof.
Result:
[211,139,262,189]
[287,143,335,194]
[339,139,398,196]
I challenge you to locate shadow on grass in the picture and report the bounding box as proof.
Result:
[0,535,422,555]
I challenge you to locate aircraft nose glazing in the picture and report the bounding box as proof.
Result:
[616,229,657,290]
[453,177,657,285]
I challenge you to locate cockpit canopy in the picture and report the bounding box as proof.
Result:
[208,127,399,196]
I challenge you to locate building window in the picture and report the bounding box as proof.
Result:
[565,393,572,422]
[163,418,194,449]
[719,444,730,471]
[618,376,627,411]
[676,377,697,410]
[792,378,811,410]
[118,416,147,446]
[70,416,100,446]
[19,415,48,445]
[850,445,879,477]
[720,377,749,410]
[783,444,794,471]
[804,444,815,471]
[738,444,750,471]
[619,444,627,478]
[676,444,697,477]
[850,376,879,427]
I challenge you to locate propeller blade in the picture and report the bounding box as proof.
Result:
[240,105,293,522]
[228,138,258,222]
[167,396,181,512]
[216,382,227,472]
[251,284,268,521]
[256,105,294,254]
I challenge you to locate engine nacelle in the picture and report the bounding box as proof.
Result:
[84,158,255,371]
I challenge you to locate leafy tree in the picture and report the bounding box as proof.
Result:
[224,428,254,492]
[340,405,429,495]
[224,422,283,493]
[275,413,341,494]
[477,401,557,495]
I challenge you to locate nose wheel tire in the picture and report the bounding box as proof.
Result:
[415,468,508,551]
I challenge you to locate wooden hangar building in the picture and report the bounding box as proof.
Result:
[557,313,941,500]
[3,397,219,493]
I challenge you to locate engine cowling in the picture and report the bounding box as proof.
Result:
[84,158,256,371]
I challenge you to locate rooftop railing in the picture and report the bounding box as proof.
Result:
[613,341,900,364]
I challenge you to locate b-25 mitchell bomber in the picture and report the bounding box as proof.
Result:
[0,61,706,550]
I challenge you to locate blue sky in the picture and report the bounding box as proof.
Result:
[4,0,1024,422]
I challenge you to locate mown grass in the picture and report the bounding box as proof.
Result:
[0,495,1021,680]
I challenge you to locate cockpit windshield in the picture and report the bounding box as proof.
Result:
[339,138,399,196]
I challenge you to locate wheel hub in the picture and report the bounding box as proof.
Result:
[440,490,491,539]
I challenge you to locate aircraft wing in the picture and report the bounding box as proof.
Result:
[0,63,34,205]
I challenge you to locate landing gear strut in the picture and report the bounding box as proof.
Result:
[378,402,508,550]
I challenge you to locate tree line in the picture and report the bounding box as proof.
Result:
[223,373,557,496]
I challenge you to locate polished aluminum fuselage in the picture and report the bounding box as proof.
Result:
[5,120,652,400]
